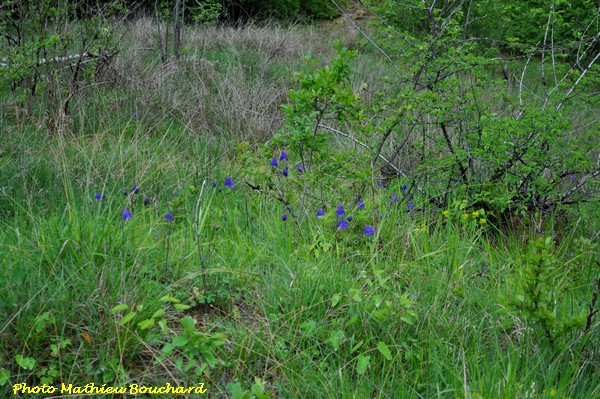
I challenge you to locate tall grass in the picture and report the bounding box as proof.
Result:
[1,20,598,398]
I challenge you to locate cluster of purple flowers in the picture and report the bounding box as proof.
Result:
[96,183,174,224]
[270,151,304,177]
[323,201,376,236]
[111,147,417,243]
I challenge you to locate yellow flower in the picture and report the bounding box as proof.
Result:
[549,387,556,397]
[479,218,487,225]
[471,211,480,218]
[442,210,450,217]
[462,213,469,220]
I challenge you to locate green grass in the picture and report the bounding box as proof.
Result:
[1,19,599,399]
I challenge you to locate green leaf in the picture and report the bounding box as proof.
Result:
[137,319,155,330]
[377,342,393,361]
[328,330,344,351]
[181,316,196,333]
[15,354,36,370]
[0,369,11,386]
[174,303,191,311]
[162,343,175,355]
[119,312,137,326]
[227,382,249,399]
[350,340,364,354]
[331,293,341,308]
[110,303,129,314]
[152,308,165,319]
[356,354,370,375]
[158,319,168,333]
[171,335,189,347]
[159,295,181,303]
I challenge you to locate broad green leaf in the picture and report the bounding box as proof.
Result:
[0,369,10,386]
[159,295,180,303]
[137,319,155,330]
[331,293,341,308]
[377,342,393,361]
[158,319,168,333]
[110,304,129,314]
[356,354,370,375]
[181,316,196,333]
[119,312,136,326]
[15,354,36,370]
[171,335,189,347]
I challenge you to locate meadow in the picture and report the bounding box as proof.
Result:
[1,15,599,399]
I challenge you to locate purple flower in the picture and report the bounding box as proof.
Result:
[465,145,470,152]
[377,181,387,188]
[165,212,174,222]
[144,196,150,207]
[408,203,414,211]
[571,174,576,181]
[337,219,349,230]
[270,157,278,168]
[132,112,138,120]
[212,180,217,187]
[335,205,345,218]
[279,151,289,162]
[357,199,365,210]
[282,166,288,177]
[224,176,234,188]
[282,213,288,221]
[401,184,407,193]
[364,225,376,236]
[347,216,353,222]
[122,208,133,221]
[297,164,304,174]
[391,194,398,203]
[132,184,139,194]
[316,208,325,217]
[95,192,106,201]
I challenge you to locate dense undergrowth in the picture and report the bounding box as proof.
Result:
[1,9,599,399]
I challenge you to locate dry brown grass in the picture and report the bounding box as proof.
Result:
[113,19,360,143]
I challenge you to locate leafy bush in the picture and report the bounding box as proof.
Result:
[247,4,598,225]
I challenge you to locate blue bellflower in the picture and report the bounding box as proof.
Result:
[357,199,365,210]
[364,225,376,236]
[279,151,289,162]
[337,219,349,230]
[122,208,133,221]
[336,205,345,218]
[165,212,174,222]
[224,176,234,188]
[270,157,278,168]
[316,208,325,217]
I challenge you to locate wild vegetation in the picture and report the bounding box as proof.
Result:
[1,0,599,398]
